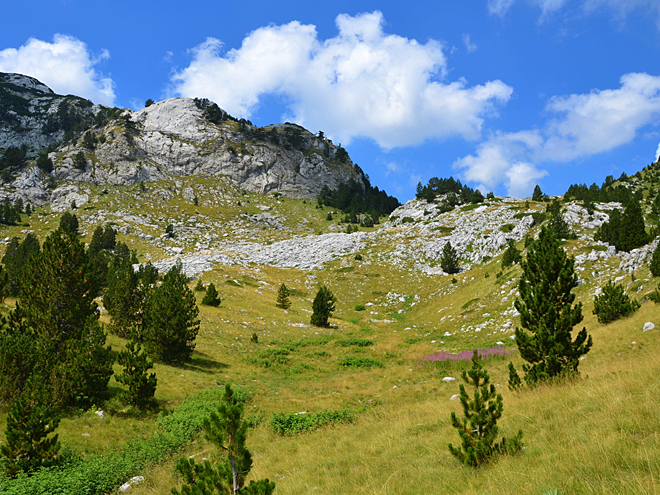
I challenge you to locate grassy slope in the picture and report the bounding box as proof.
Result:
[0,171,658,494]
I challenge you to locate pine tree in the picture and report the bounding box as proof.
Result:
[19,228,113,408]
[548,207,571,239]
[440,241,460,274]
[448,350,522,467]
[501,240,521,268]
[105,258,142,338]
[59,212,79,235]
[651,244,660,277]
[310,286,336,327]
[618,200,649,252]
[143,261,200,365]
[595,208,622,247]
[172,385,275,495]
[510,227,592,385]
[20,228,97,353]
[2,234,40,297]
[593,280,640,324]
[275,283,291,310]
[195,279,206,292]
[532,184,546,202]
[116,340,157,408]
[1,375,60,477]
[202,283,221,307]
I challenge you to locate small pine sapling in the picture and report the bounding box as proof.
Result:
[501,239,521,268]
[1,375,60,477]
[250,332,258,344]
[195,279,206,292]
[440,241,460,274]
[448,350,522,467]
[311,286,336,327]
[202,283,221,307]
[115,340,157,408]
[276,283,291,310]
[172,384,275,495]
[507,363,522,391]
[593,280,641,324]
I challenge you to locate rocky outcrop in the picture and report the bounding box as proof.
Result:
[51,98,361,199]
[0,72,99,150]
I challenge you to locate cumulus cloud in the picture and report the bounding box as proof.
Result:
[0,34,115,105]
[171,11,512,149]
[656,141,660,162]
[455,72,660,197]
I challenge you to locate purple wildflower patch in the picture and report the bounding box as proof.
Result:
[421,345,512,363]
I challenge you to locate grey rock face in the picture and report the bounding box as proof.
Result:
[0,72,99,150]
[53,98,362,199]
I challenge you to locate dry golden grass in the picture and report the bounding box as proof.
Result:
[0,181,658,494]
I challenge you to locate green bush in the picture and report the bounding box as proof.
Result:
[270,409,356,435]
[0,388,231,494]
[401,217,415,224]
[354,304,366,311]
[339,356,384,369]
[593,280,641,324]
[335,338,373,347]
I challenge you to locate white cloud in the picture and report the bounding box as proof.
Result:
[656,141,660,162]
[540,72,660,161]
[171,11,512,149]
[488,0,516,16]
[385,161,400,175]
[454,131,547,197]
[0,34,115,105]
[462,34,478,53]
[489,0,660,26]
[455,72,660,197]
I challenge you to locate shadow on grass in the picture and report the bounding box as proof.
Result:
[182,351,230,374]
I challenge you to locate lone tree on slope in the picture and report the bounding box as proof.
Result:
[508,227,592,386]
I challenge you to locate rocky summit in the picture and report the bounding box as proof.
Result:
[0,73,362,209]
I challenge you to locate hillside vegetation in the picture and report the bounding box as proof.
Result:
[1,81,660,492]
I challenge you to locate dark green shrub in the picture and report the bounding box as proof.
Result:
[593,280,641,324]
[339,356,384,368]
[501,240,521,268]
[650,244,660,277]
[270,409,355,435]
[354,304,366,311]
[335,338,373,347]
[201,283,221,307]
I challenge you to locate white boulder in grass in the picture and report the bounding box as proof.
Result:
[119,476,145,492]
[643,322,655,332]
[443,377,455,382]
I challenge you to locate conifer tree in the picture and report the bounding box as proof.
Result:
[593,280,640,324]
[310,286,336,327]
[202,283,221,307]
[448,350,522,467]
[501,240,521,268]
[595,208,621,247]
[618,200,649,252]
[651,244,660,277]
[105,258,142,338]
[172,384,275,495]
[532,184,546,202]
[143,261,200,365]
[19,228,113,408]
[440,241,460,274]
[116,340,157,408]
[2,234,40,297]
[1,375,60,477]
[547,207,571,239]
[275,283,291,309]
[59,212,79,235]
[510,227,592,385]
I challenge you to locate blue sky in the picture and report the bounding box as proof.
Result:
[2,1,660,202]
